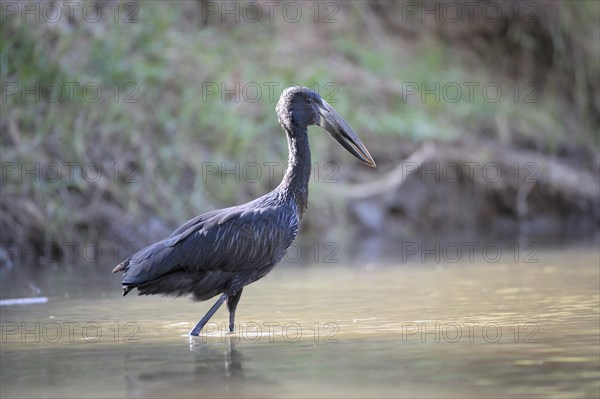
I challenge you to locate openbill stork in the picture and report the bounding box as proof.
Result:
[113,86,376,336]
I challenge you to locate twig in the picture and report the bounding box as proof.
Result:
[338,142,437,198]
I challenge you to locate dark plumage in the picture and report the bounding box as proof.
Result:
[113,86,376,336]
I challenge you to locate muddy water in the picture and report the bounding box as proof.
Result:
[1,248,598,398]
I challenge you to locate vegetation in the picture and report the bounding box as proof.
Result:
[1,1,598,266]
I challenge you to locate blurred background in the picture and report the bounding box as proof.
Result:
[1,2,599,399]
[1,0,599,269]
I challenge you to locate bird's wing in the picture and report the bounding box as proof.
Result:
[166,208,225,238]
[119,203,298,288]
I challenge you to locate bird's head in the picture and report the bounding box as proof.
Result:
[276,86,376,168]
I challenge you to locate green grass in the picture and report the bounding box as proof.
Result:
[1,1,598,259]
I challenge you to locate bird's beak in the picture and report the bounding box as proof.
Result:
[316,100,376,168]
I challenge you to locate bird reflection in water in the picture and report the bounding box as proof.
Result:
[122,336,255,398]
[189,335,244,380]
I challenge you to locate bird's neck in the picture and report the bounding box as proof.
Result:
[278,127,311,217]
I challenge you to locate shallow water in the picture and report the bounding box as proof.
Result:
[1,248,599,398]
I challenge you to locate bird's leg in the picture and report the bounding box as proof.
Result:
[226,288,243,332]
[189,293,228,336]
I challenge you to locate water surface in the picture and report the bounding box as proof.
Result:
[1,249,599,398]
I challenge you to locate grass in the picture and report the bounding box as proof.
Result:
[1,1,598,263]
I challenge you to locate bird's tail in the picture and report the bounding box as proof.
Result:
[112,261,127,273]
[112,259,134,296]
[111,238,185,298]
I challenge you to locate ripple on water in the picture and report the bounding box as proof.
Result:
[1,253,599,398]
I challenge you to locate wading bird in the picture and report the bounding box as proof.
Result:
[113,87,376,336]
